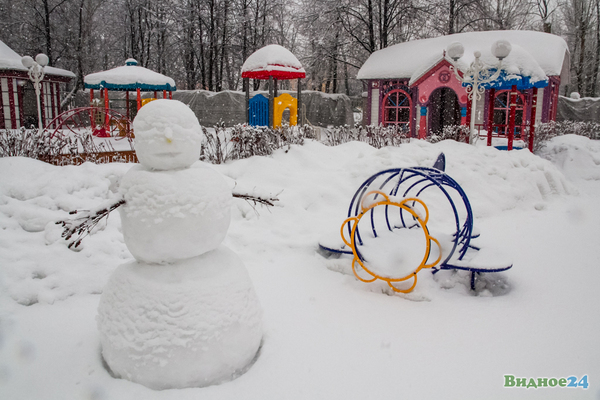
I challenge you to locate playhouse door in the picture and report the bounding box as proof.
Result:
[249,94,269,127]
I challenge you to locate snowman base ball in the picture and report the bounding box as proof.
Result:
[97,246,263,390]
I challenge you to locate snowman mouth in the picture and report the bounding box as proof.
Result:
[154,152,182,158]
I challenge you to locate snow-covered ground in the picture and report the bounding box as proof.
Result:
[1,135,599,399]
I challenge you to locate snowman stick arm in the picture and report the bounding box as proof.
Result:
[56,198,126,248]
[232,192,279,208]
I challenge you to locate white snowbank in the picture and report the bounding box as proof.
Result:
[1,135,600,399]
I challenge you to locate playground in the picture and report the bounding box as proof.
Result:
[1,133,599,399]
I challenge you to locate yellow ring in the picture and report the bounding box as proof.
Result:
[340,191,442,293]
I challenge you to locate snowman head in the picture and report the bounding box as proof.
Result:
[132,99,202,170]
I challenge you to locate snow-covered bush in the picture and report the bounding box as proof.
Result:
[0,128,70,159]
[323,124,409,148]
[429,124,470,144]
[532,121,600,153]
[200,123,316,164]
[0,128,123,165]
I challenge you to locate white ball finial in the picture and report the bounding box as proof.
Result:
[447,42,464,61]
[35,53,49,67]
[491,40,511,60]
[21,56,34,69]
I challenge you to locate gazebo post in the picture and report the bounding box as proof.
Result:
[487,88,495,147]
[269,76,274,128]
[154,91,157,99]
[89,89,95,128]
[104,88,109,133]
[126,91,130,132]
[244,77,249,124]
[297,78,302,126]
[169,91,172,100]
[528,87,538,151]
[507,85,517,151]
[136,88,141,111]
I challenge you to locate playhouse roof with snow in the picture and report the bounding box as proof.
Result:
[84,59,176,92]
[241,44,306,80]
[358,30,570,147]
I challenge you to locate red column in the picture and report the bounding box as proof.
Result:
[50,82,56,128]
[419,105,427,139]
[104,88,109,133]
[163,90,167,99]
[89,89,95,128]
[169,91,172,100]
[154,91,157,99]
[487,88,495,147]
[507,85,517,151]
[126,91,131,133]
[528,87,538,152]
[465,98,472,144]
[136,88,141,110]
[0,80,4,129]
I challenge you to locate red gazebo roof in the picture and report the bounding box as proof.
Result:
[241,45,306,80]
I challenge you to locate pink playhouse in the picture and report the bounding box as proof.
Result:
[358,31,570,149]
[0,40,75,130]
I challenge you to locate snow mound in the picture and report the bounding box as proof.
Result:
[97,245,263,390]
[538,134,600,181]
[0,157,131,305]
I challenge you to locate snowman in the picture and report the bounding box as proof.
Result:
[96,99,263,390]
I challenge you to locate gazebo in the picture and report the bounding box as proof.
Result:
[241,45,306,127]
[84,59,176,135]
[0,40,75,130]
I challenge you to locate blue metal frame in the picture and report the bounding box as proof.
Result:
[319,153,512,290]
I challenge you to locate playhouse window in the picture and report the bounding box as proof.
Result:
[382,89,411,129]
[493,90,526,138]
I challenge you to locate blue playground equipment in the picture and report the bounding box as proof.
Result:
[319,153,512,291]
[249,94,269,127]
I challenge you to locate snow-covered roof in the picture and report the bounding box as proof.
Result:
[0,40,76,79]
[358,31,570,85]
[84,59,176,91]
[241,45,306,80]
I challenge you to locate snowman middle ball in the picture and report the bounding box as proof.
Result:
[119,164,231,263]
